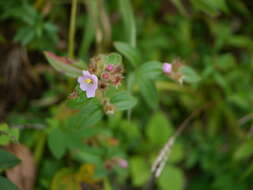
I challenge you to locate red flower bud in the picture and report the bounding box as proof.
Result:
[102,73,110,80]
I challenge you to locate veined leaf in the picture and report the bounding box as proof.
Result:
[0,123,19,145]
[0,176,20,190]
[104,53,123,65]
[44,51,82,78]
[47,128,67,159]
[138,61,163,79]
[158,165,185,190]
[180,66,200,83]
[71,100,103,129]
[114,42,141,67]
[137,75,158,109]
[234,140,253,161]
[146,112,173,146]
[130,156,149,186]
[79,0,97,58]
[111,91,137,111]
[0,148,20,171]
[118,0,136,47]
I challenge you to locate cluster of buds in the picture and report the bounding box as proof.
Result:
[88,56,124,91]
[77,55,124,100]
[163,59,185,84]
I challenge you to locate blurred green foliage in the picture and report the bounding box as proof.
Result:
[0,0,253,190]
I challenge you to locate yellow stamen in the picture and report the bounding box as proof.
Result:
[84,78,92,84]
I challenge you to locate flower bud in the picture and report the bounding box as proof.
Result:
[98,82,107,90]
[102,72,110,80]
[162,63,172,74]
[113,65,124,74]
[104,104,115,115]
[116,158,128,168]
[106,64,113,72]
[68,90,78,99]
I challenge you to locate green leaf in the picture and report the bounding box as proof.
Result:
[191,0,228,16]
[158,166,185,190]
[47,128,67,159]
[127,73,135,92]
[0,123,10,145]
[9,128,19,142]
[170,0,187,15]
[104,177,113,190]
[71,100,103,129]
[180,66,200,83]
[44,51,82,78]
[146,112,173,146]
[0,123,19,145]
[67,86,87,109]
[0,148,20,171]
[118,0,136,47]
[14,26,35,45]
[216,53,236,70]
[44,22,58,33]
[168,143,184,164]
[234,140,253,161]
[0,123,8,132]
[111,91,137,111]
[73,151,103,165]
[104,53,123,65]
[138,61,163,79]
[120,120,141,140]
[137,75,158,109]
[0,135,9,145]
[114,42,141,67]
[78,0,97,58]
[130,156,150,186]
[0,176,20,190]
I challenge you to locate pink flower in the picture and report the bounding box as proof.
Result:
[77,71,98,98]
[117,158,128,168]
[162,63,172,74]
[106,64,114,72]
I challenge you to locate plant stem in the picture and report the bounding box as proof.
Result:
[35,0,44,9]
[79,0,97,59]
[34,132,47,165]
[97,0,111,50]
[143,103,213,190]
[68,0,78,58]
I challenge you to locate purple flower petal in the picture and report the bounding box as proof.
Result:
[86,89,96,98]
[77,70,98,98]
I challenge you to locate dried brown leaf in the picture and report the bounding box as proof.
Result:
[4,143,36,190]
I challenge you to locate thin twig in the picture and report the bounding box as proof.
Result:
[13,124,46,130]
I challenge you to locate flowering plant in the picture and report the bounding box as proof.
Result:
[42,12,201,188]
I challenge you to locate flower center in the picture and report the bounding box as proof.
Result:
[84,78,92,84]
